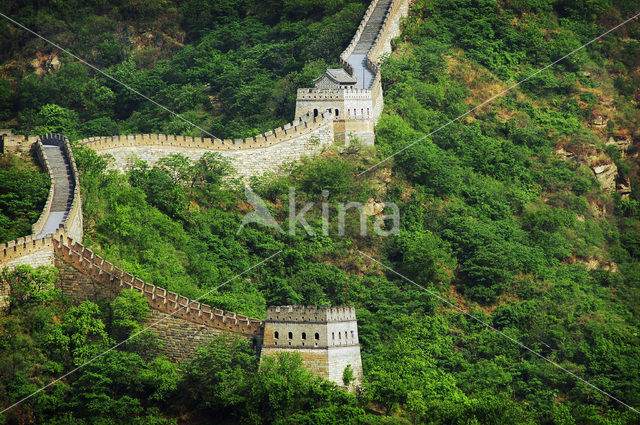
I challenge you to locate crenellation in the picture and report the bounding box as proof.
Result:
[262,305,363,388]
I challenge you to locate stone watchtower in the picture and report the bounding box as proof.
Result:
[260,305,364,388]
[295,70,377,146]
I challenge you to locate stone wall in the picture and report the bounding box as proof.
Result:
[262,346,331,376]
[1,134,83,274]
[56,255,249,362]
[0,279,9,310]
[327,345,364,386]
[0,130,38,153]
[53,237,264,334]
[146,309,226,363]
[30,141,55,236]
[0,234,58,269]
[261,305,363,388]
[78,110,335,177]
[295,0,410,145]
[294,90,376,145]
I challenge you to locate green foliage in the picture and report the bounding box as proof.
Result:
[1,0,640,424]
[109,289,150,343]
[1,0,366,139]
[32,104,80,137]
[1,265,59,307]
[0,152,50,243]
[343,364,355,387]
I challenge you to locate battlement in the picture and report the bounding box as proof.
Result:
[30,141,55,236]
[0,231,61,266]
[0,130,39,153]
[1,133,83,269]
[266,305,357,322]
[53,236,264,336]
[262,305,363,387]
[295,88,373,102]
[78,110,334,153]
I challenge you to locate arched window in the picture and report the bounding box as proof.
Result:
[288,332,293,339]
[332,332,335,340]
[351,331,354,339]
[302,332,307,340]
[367,108,370,117]
[315,333,319,340]
[345,331,348,340]
[313,108,318,117]
[338,332,341,339]
[274,331,279,339]
[335,108,339,117]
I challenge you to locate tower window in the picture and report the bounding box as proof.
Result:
[338,332,341,339]
[313,108,318,117]
[351,331,354,339]
[302,332,307,340]
[345,331,348,340]
[332,332,335,340]
[335,108,339,117]
[274,331,279,339]
[315,333,319,340]
[288,332,293,339]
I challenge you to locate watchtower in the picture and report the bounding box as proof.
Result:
[294,73,376,146]
[260,305,363,388]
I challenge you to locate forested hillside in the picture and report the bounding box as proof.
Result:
[1,0,640,424]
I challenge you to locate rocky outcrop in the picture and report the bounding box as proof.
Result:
[606,136,632,158]
[591,162,618,193]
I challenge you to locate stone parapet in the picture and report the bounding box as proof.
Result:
[78,110,333,153]
[266,305,357,322]
[53,236,264,336]
[30,141,55,236]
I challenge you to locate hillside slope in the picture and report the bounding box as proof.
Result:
[1,0,640,424]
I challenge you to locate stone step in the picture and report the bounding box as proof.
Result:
[38,144,75,233]
[351,0,393,54]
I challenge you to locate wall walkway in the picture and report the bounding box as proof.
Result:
[1,0,411,359]
[346,0,393,89]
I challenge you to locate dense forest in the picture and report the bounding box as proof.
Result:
[1,0,640,424]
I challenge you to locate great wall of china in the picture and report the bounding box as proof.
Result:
[0,0,410,379]
[73,0,410,177]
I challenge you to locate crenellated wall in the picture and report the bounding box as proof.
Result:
[1,134,82,270]
[261,305,363,388]
[53,236,264,335]
[30,142,55,237]
[295,0,410,145]
[52,236,264,361]
[78,110,335,177]
[0,130,39,153]
[0,2,389,369]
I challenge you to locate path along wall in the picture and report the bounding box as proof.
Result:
[364,0,410,120]
[296,0,410,145]
[78,110,334,177]
[53,236,264,362]
[0,135,82,270]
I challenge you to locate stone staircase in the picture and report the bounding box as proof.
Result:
[37,142,74,238]
[347,0,393,89]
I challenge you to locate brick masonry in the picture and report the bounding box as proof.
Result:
[77,111,335,178]
[50,237,264,362]
[1,134,82,271]
[261,305,364,388]
[0,0,389,378]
